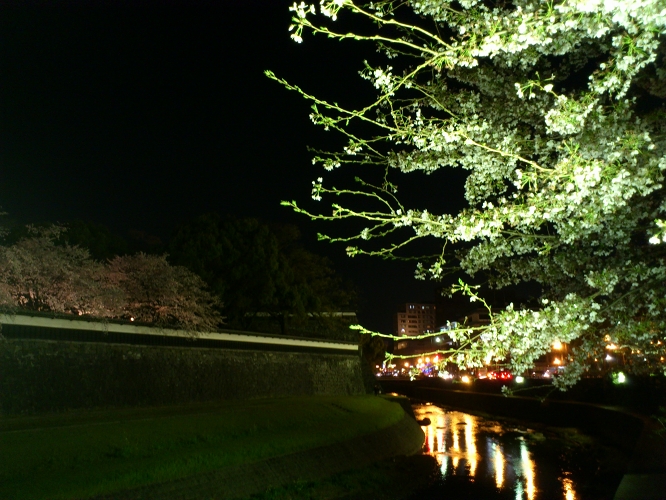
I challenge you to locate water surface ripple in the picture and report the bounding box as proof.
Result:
[410,403,626,500]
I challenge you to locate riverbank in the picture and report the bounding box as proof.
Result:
[0,395,425,499]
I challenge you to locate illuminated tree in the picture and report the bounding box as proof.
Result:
[0,231,120,316]
[106,253,223,331]
[270,0,666,387]
[0,227,222,332]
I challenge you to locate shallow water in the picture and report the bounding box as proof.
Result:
[409,403,626,500]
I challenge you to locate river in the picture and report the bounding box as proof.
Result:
[408,403,627,500]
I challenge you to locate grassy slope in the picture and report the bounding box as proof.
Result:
[248,454,440,500]
[0,396,404,500]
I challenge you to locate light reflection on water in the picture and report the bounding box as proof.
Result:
[413,403,577,500]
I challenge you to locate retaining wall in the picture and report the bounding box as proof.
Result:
[0,339,366,415]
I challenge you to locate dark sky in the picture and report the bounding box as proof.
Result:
[0,0,465,333]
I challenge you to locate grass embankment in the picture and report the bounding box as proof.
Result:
[0,395,404,500]
[248,454,440,500]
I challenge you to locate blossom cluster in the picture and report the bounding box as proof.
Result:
[273,0,666,386]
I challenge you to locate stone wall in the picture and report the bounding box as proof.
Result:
[0,339,366,415]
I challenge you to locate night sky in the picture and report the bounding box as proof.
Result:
[0,0,466,333]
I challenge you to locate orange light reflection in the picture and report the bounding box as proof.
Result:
[521,440,537,500]
[562,476,576,500]
[493,443,505,489]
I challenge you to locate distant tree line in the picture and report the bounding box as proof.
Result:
[168,214,356,336]
[0,215,357,339]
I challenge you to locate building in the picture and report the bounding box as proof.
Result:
[395,302,437,337]
[393,303,437,357]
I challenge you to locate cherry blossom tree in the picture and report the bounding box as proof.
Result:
[105,253,223,331]
[270,0,666,387]
[0,232,120,316]
[0,228,222,332]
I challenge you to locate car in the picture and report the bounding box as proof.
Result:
[487,370,512,381]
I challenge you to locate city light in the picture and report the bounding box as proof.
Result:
[515,376,525,383]
[612,371,626,385]
[552,340,562,350]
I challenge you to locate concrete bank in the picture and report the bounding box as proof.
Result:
[381,380,666,500]
[90,404,425,500]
